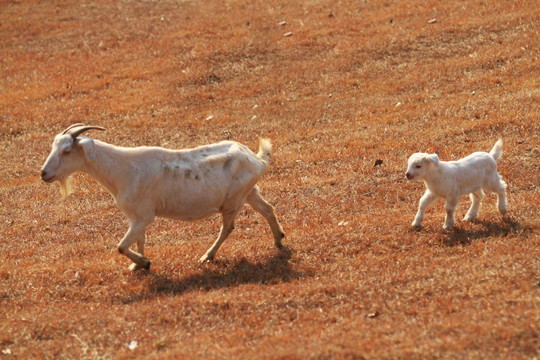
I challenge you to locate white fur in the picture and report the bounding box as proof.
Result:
[41,126,285,270]
[406,139,507,229]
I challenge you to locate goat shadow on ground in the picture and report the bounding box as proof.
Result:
[117,246,301,304]
[439,216,528,246]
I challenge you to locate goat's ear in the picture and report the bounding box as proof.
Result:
[428,153,439,166]
[77,137,96,161]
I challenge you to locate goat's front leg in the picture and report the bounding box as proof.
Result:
[199,210,237,263]
[412,190,437,227]
[118,222,151,271]
[443,197,459,229]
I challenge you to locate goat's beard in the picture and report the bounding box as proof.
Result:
[58,176,73,199]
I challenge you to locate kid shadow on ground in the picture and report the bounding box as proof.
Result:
[439,216,529,246]
[118,246,300,303]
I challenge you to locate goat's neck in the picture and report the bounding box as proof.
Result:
[81,141,130,198]
[422,165,446,193]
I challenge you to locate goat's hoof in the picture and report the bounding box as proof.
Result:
[274,234,285,248]
[129,261,151,272]
[411,219,422,227]
[463,215,476,222]
[198,254,214,264]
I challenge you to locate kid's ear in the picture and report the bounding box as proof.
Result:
[422,153,439,166]
[77,137,96,161]
[428,153,439,166]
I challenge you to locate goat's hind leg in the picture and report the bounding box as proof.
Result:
[464,190,485,222]
[486,175,507,216]
[199,210,238,263]
[246,186,285,247]
[495,179,508,216]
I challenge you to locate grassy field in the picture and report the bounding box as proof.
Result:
[1,0,539,358]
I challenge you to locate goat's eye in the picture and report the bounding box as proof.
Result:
[415,164,421,169]
[62,148,71,155]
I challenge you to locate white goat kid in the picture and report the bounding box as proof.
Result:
[41,124,285,271]
[406,139,507,229]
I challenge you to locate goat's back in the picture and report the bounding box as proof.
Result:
[117,140,268,220]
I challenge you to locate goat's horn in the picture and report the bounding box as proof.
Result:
[61,123,86,134]
[65,124,106,139]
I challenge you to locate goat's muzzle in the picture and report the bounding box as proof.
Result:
[406,172,413,180]
[41,169,54,182]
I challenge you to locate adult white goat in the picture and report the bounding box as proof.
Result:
[41,124,285,271]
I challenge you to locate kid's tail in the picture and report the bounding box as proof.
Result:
[489,138,503,162]
[256,138,272,165]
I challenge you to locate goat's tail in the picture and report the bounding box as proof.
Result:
[489,138,503,162]
[256,138,272,164]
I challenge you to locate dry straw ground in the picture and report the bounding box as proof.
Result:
[1,0,539,358]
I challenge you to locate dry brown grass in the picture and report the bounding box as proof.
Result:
[1,0,539,358]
